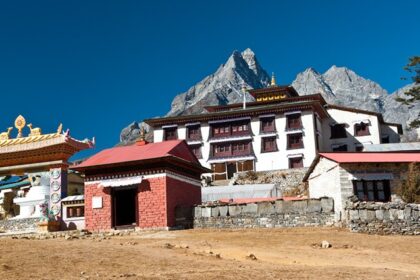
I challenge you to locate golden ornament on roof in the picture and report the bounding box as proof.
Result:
[14,115,26,138]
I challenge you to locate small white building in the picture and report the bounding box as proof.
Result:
[145,84,402,180]
[303,152,420,221]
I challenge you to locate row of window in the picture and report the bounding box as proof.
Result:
[163,114,304,141]
[330,122,371,139]
[189,133,304,159]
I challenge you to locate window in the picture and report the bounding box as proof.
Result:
[330,124,347,139]
[187,125,201,140]
[212,125,230,137]
[190,144,202,159]
[214,143,230,154]
[286,113,302,130]
[66,206,84,218]
[354,122,370,136]
[332,144,348,152]
[287,133,303,149]
[353,180,391,202]
[164,127,178,141]
[289,157,303,169]
[260,117,275,133]
[231,122,249,134]
[381,135,390,143]
[261,137,278,153]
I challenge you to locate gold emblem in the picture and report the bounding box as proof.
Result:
[14,115,26,138]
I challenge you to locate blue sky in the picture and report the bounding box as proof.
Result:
[0,0,418,159]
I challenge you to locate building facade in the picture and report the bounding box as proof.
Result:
[72,139,207,231]
[145,85,402,181]
[304,152,420,221]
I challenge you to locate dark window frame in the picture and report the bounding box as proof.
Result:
[187,125,202,141]
[261,136,278,153]
[352,180,391,202]
[330,124,347,139]
[289,157,304,169]
[286,113,302,130]
[287,133,304,150]
[164,127,178,141]
[354,122,370,137]
[189,144,203,159]
[260,117,276,133]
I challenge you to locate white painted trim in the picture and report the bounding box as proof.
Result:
[207,156,255,164]
[287,153,304,158]
[208,117,251,124]
[185,122,201,127]
[187,140,203,145]
[259,114,276,119]
[284,129,304,135]
[162,124,178,129]
[86,172,201,187]
[209,135,252,143]
[284,110,302,116]
[260,132,277,138]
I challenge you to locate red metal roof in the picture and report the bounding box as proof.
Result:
[74,140,200,169]
[319,152,420,163]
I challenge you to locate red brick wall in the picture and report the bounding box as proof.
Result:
[137,176,168,228]
[166,176,201,227]
[84,183,112,231]
[84,174,201,231]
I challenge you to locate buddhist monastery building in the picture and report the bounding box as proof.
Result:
[145,78,403,181]
[72,137,208,231]
[0,115,94,232]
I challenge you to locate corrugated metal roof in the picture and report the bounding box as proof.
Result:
[73,140,199,169]
[363,143,420,152]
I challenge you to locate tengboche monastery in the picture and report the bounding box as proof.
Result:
[0,77,418,233]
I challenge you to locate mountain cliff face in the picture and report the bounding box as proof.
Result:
[167,48,270,116]
[120,49,418,144]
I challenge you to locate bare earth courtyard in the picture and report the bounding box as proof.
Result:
[0,228,419,280]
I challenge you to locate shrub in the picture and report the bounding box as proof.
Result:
[396,163,420,203]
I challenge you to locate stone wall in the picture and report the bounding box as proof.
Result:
[345,201,420,235]
[193,197,334,229]
[0,217,39,233]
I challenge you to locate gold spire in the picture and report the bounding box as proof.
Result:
[270,72,277,86]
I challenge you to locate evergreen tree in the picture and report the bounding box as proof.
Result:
[395,56,420,128]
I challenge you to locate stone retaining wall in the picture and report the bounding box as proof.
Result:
[0,218,39,233]
[193,198,335,229]
[345,201,420,235]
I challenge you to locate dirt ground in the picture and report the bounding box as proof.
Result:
[0,228,419,280]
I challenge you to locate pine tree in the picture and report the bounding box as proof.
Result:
[395,56,420,128]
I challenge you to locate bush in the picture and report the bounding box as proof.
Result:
[396,163,420,203]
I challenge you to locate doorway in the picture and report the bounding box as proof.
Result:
[112,186,137,228]
[226,163,237,179]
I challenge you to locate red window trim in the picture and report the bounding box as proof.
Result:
[286,113,302,130]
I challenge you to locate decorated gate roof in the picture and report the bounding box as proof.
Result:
[0,115,94,168]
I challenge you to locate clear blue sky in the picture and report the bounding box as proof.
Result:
[0,0,418,159]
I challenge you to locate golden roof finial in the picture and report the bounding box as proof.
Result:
[271,72,277,86]
[139,125,146,142]
[14,115,26,138]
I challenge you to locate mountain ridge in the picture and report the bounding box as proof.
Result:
[120,49,418,144]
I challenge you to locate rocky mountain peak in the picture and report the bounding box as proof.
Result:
[165,48,270,117]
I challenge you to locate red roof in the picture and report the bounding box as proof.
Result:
[73,140,200,169]
[319,152,420,163]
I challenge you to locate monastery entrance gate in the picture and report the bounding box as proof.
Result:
[0,116,93,232]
